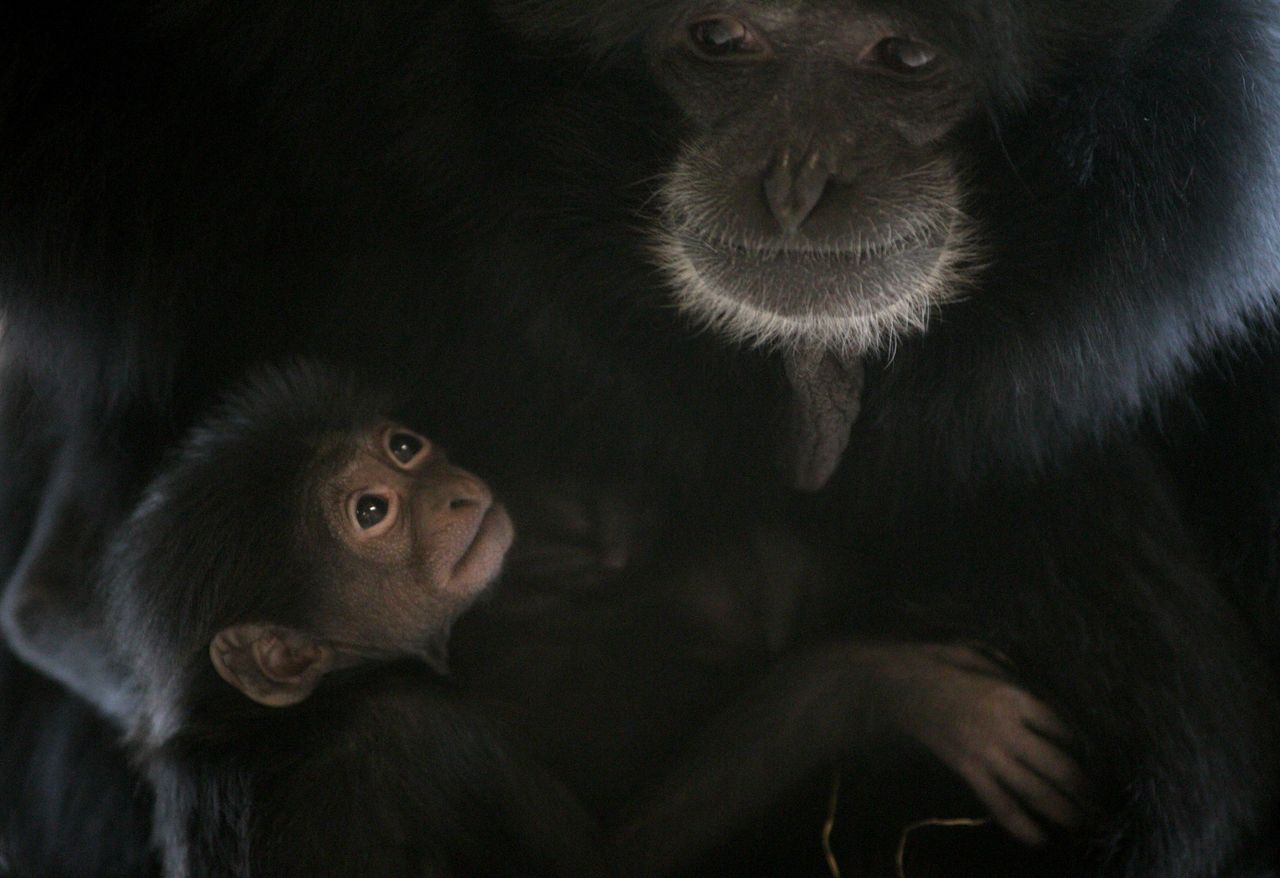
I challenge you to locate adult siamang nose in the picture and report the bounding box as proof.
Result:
[764,145,832,234]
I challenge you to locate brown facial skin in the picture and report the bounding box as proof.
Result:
[211,423,513,708]
[319,423,514,650]
[641,4,981,355]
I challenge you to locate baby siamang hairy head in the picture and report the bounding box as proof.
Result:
[104,362,513,742]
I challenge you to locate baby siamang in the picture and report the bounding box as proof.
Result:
[97,363,605,877]
[91,362,1082,877]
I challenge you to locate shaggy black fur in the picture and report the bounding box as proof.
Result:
[1,1,1279,875]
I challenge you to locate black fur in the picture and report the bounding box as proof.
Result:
[1,0,1279,875]
[144,660,606,878]
[107,364,1063,878]
[92,363,607,877]
[0,649,157,878]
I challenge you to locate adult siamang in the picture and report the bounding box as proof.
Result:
[1,1,1279,876]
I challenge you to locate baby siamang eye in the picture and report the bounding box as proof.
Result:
[687,16,768,58]
[388,432,424,464]
[354,494,389,530]
[869,37,938,75]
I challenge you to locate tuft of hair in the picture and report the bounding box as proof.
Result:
[652,225,980,359]
[101,359,393,745]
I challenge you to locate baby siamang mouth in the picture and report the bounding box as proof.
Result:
[450,503,514,590]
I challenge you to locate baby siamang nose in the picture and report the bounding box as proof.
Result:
[431,469,493,519]
[764,145,832,234]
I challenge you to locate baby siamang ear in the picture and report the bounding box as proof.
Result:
[209,624,336,707]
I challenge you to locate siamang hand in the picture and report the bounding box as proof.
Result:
[866,642,1090,846]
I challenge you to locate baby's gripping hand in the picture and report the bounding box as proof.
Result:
[872,643,1088,846]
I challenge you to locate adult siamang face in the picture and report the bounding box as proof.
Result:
[495,0,1176,354]
[643,4,980,354]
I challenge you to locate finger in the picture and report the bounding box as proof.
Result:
[1012,724,1088,802]
[997,756,1084,829]
[937,644,1007,677]
[959,642,1016,673]
[1016,695,1072,745]
[962,768,1046,847]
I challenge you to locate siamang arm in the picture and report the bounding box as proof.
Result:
[0,437,137,720]
[611,640,1081,877]
[251,677,611,878]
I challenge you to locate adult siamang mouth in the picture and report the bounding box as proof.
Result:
[678,230,951,320]
[654,217,969,353]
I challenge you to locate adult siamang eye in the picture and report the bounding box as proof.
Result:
[687,16,768,58]
[870,37,938,75]
[354,494,389,529]
[388,431,424,464]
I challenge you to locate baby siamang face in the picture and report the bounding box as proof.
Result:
[318,422,514,653]
[208,420,513,709]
